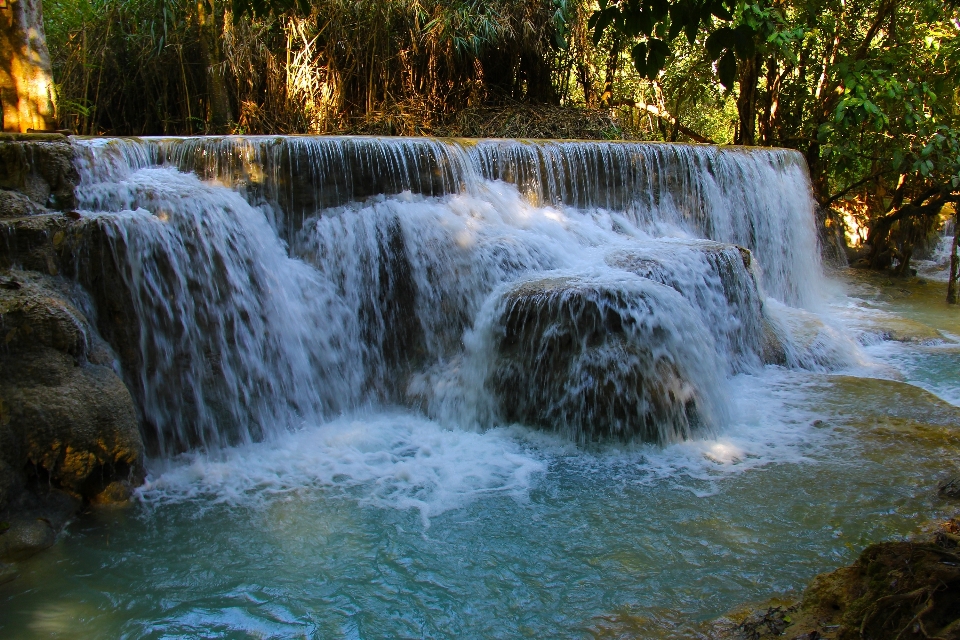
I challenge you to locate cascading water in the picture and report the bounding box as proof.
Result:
[69,137,821,453]
[70,135,831,452]
[76,167,363,453]
[8,136,960,640]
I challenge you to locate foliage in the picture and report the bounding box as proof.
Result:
[40,0,960,279]
[43,0,572,135]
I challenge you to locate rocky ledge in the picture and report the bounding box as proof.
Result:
[0,134,144,577]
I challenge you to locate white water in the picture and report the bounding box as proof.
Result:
[71,136,836,456]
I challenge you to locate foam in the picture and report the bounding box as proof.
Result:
[136,413,546,527]
[137,367,834,519]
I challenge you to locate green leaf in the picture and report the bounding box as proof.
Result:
[706,27,734,59]
[718,50,737,89]
[684,15,700,44]
[710,0,733,21]
[631,41,648,78]
[647,38,671,76]
[592,9,616,45]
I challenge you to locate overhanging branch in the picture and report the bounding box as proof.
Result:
[614,100,715,144]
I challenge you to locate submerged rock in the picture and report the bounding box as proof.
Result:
[0,561,17,584]
[489,275,721,443]
[0,518,56,562]
[0,270,144,511]
[939,476,960,500]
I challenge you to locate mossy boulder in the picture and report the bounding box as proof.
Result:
[488,275,718,443]
[0,270,144,510]
[0,213,144,399]
[719,520,960,640]
[789,535,960,639]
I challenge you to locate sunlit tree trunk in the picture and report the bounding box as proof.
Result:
[0,0,56,132]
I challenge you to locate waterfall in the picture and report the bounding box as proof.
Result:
[71,136,828,454]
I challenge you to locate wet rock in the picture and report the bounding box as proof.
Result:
[719,519,960,640]
[938,475,960,500]
[0,270,144,511]
[0,459,23,512]
[92,480,135,504]
[0,212,73,275]
[760,316,788,366]
[790,538,960,639]
[0,518,56,561]
[0,561,17,584]
[0,214,143,386]
[856,317,944,345]
[605,240,768,368]
[489,276,714,443]
[0,189,46,219]
[0,135,77,210]
[736,605,797,639]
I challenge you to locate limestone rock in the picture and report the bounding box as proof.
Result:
[605,240,768,368]
[0,136,77,210]
[0,214,142,377]
[0,459,23,513]
[489,276,714,443]
[0,270,144,511]
[0,189,46,219]
[0,518,55,562]
[0,561,17,584]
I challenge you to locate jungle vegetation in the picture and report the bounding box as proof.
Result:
[7,0,960,291]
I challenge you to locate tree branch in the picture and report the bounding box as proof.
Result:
[614,100,715,144]
[822,169,892,208]
[853,0,900,61]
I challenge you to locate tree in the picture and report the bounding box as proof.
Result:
[1,0,56,131]
[197,0,233,132]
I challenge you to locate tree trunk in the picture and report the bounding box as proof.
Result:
[948,212,960,304]
[599,37,622,108]
[0,0,56,132]
[759,58,783,145]
[735,54,760,145]
[197,0,232,133]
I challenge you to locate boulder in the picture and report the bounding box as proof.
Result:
[0,214,144,399]
[0,270,144,511]
[0,561,17,584]
[605,240,769,368]
[0,518,56,562]
[0,189,46,219]
[0,134,78,210]
[488,275,718,443]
